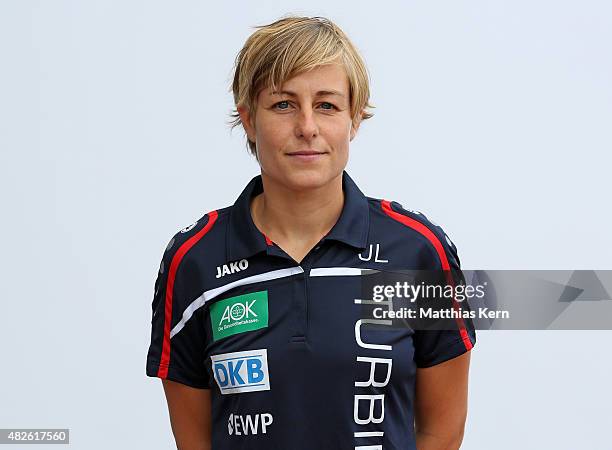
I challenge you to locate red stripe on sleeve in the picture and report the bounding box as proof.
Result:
[157,210,219,379]
[380,200,473,351]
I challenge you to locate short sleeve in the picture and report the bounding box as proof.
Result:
[413,224,477,368]
[146,231,212,389]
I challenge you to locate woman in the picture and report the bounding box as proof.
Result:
[147,15,475,450]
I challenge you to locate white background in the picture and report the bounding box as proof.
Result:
[1,1,611,448]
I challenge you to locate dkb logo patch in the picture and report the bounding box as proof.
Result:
[211,349,270,395]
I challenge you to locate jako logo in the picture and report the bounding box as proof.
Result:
[216,259,248,278]
[211,349,270,395]
[227,412,273,436]
[180,221,198,233]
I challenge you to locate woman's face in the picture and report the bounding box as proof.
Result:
[239,63,360,191]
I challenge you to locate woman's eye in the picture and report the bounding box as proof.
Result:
[319,102,337,110]
[273,101,337,111]
[274,101,290,110]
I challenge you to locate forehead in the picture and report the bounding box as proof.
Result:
[261,63,350,97]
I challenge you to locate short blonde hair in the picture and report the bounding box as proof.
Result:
[228,15,375,156]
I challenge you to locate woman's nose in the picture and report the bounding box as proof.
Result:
[295,108,319,139]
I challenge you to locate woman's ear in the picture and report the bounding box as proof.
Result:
[350,113,363,141]
[237,104,256,142]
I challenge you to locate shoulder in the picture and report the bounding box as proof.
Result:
[366,196,461,270]
[155,206,232,289]
[162,206,230,258]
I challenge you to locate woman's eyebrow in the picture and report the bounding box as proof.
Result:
[270,89,345,98]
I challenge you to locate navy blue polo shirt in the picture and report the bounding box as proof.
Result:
[146,170,476,450]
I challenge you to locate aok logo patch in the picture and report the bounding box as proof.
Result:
[209,291,268,341]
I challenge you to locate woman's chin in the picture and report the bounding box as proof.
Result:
[265,166,344,192]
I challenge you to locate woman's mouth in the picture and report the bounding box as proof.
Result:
[286,150,328,162]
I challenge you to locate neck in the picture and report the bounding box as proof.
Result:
[251,172,344,246]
